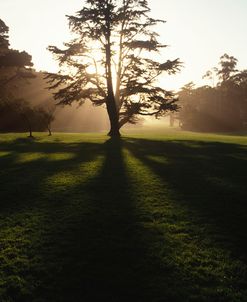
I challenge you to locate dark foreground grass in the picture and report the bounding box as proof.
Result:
[0,131,247,301]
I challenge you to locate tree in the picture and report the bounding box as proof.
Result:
[179,55,247,132]
[203,54,238,86]
[46,0,181,136]
[37,106,56,136]
[217,54,238,83]
[0,19,9,54]
[202,67,218,87]
[0,19,34,93]
[0,98,45,136]
[18,101,36,137]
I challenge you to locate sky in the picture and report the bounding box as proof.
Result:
[0,0,247,90]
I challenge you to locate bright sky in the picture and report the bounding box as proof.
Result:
[0,0,246,90]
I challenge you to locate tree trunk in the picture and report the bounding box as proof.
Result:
[28,125,33,138]
[105,5,120,137]
[22,114,33,138]
[105,51,119,137]
[48,126,52,136]
[106,95,120,137]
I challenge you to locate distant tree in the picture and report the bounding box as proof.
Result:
[228,70,247,127]
[37,106,56,136]
[18,101,36,137]
[202,67,218,87]
[0,98,53,136]
[46,0,181,136]
[179,55,247,132]
[217,54,238,83]
[203,54,238,86]
[18,101,54,137]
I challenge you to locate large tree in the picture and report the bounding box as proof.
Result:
[0,18,52,136]
[0,18,34,92]
[46,0,181,136]
[0,19,9,54]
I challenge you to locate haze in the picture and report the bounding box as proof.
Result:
[1,0,247,90]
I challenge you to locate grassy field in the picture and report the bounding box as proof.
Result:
[0,130,247,301]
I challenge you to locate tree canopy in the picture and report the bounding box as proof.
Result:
[46,0,181,136]
[0,19,9,53]
[179,55,247,132]
[0,19,56,136]
[0,18,34,93]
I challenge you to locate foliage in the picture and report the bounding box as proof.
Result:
[0,19,9,53]
[0,98,56,135]
[37,106,56,135]
[0,49,33,68]
[179,55,247,131]
[0,18,34,94]
[46,0,181,136]
[0,19,55,135]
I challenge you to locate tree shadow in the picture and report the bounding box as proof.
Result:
[0,137,103,213]
[31,137,186,301]
[1,136,247,301]
[124,138,247,260]
[0,137,183,301]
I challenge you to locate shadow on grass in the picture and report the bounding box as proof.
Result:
[0,138,103,213]
[0,137,181,301]
[37,137,190,301]
[124,138,247,260]
[1,136,247,301]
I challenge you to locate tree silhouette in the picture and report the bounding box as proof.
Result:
[46,0,181,136]
[217,54,238,83]
[37,106,56,136]
[0,19,34,92]
[179,55,247,131]
[0,19,9,53]
[203,54,238,86]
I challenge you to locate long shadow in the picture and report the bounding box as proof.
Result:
[124,138,247,261]
[31,138,185,302]
[1,136,247,301]
[0,138,103,213]
[0,137,184,301]
[0,138,105,300]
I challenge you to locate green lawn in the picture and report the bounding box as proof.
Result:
[0,130,247,301]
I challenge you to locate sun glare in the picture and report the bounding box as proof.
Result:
[0,0,246,90]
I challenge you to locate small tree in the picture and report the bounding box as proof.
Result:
[46,0,181,136]
[14,100,37,137]
[37,106,56,136]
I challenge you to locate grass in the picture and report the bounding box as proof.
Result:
[0,130,247,301]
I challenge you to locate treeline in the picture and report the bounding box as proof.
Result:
[0,19,55,136]
[0,98,55,137]
[178,54,247,132]
[0,19,110,134]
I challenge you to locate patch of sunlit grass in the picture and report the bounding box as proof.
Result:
[45,156,104,192]
[0,151,11,157]
[16,152,46,163]
[0,131,246,301]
